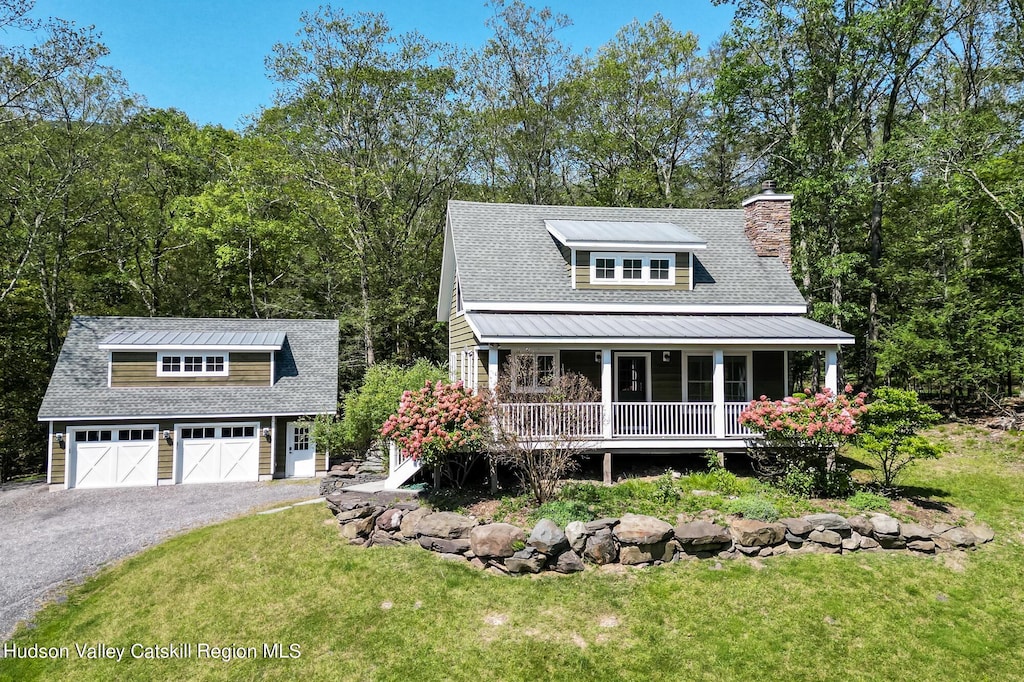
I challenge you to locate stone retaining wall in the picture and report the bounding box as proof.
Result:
[325,495,994,575]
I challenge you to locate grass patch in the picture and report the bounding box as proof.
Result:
[3,425,1023,681]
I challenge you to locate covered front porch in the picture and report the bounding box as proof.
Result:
[488,346,843,447]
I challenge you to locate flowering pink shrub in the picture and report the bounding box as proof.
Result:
[380,380,490,466]
[740,385,868,450]
[739,386,868,496]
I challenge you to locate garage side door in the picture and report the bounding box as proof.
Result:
[70,427,159,489]
[177,424,260,484]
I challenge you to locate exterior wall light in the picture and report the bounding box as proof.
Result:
[262,427,272,440]
[56,433,65,448]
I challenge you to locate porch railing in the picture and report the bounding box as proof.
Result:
[496,402,604,439]
[725,402,755,436]
[494,401,755,440]
[612,402,715,438]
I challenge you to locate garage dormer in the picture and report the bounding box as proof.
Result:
[98,330,286,388]
[544,219,708,291]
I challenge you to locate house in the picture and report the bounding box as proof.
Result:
[38,316,339,490]
[436,183,854,465]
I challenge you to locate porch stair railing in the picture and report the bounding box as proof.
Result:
[383,441,422,489]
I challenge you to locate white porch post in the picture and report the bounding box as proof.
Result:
[825,349,839,394]
[713,349,725,439]
[488,347,499,392]
[601,348,613,439]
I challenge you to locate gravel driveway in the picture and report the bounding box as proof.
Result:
[0,479,321,641]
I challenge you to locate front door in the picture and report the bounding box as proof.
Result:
[615,354,649,402]
[614,354,650,435]
[286,422,315,478]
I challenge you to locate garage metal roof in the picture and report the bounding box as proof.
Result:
[544,220,707,249]
[99,330,286,350]
[466,313,854,345]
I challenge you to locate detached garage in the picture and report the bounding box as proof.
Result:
[39,316,339,491]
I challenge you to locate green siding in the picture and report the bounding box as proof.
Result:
[652,350,683,401]
[111,351,272,387]
[559,350,601,389]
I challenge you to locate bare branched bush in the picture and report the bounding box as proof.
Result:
[489,354,601,503]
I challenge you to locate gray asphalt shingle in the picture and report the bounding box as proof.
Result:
[38,317,339,420]
[448,200,806,307]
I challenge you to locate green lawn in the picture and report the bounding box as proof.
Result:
[3,424,1024,681]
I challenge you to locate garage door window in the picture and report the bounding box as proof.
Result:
[75,430,113,442]
[118,429,154,441]
[221,426,255,438]
[181,427,217,439]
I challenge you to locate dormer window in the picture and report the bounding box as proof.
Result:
[158,352,228,376]
[589,253,676,285]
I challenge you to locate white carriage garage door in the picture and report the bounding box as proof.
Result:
[176,423,260,484]
[70,426,159,489]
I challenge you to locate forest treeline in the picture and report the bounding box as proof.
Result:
[2,0,1023,479]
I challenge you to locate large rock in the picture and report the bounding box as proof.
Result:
[675,520,731,546]
[340,516,375,540]
[565,521,590,553]
[470,523,526,558]
[619,541,675,565]
[779,517,813,537]
[418,536,471,554]
[808,529,842,547]
[415,512,477,539]
[869,513,900,537]
[908,539,935,553]
[847,515,874,536]
[368,530,403,547]
[941,527,978,548]
[803,513,851,535]
[730,518,786,547]
[399,507,433,538]
[841,531,862,552]
[614,513,674,545]
[505,547,545,574]
[552,550,585,574]
[335,505,376,523]
[585,518,618,532]
[584,528,618,565]
[529,518,569,555]
[859,536,880,550]
[900,522,934,541]
[876,534,906,550]
[966,524,994,544]
[375,508,405,531]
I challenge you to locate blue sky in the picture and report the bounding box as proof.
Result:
[26,1,735,130]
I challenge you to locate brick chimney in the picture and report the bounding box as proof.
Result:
[742,180,793,268]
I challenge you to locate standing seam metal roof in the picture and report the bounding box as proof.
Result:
[100,330,287,348]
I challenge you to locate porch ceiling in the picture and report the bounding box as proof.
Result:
[466,313,855,345]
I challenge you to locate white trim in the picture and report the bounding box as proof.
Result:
[689,251,694,290]
[107,351,112,388]
[488,347,499,391]
[46,421,55,487]
[579,438,753,450]
[156,351,229,377]
[475,335,854,346]
[589,252,676,286]
[270,415,277,476]
[825,349,839,394]
[463,301,809,314]
[462,312,484,340]
[570,248,577,290]
[41,411,329,422]
[101,343,281,351]
[614,352,653,403]
[601,349,613,438]
[713,350,725,439]
[436,215,457,321]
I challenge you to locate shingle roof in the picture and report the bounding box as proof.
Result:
[467,313,855,344]
[447,200,806,308]
[38,317,339,420]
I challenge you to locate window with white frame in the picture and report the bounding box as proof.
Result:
[589,253,676,285]
[512,352,558,392]
[158,352,228,376]
[450,349,477,391]
[686,355,713,402]
[724,355,749,402]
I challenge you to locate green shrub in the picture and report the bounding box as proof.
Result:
[340,360,447,453]
[724,495,780,522]
[847,490,892,512]
[528,499,594,526]
[857,387,942,490]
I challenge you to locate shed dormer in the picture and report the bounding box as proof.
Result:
[98,330,286,388]
[545,220,707,291]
